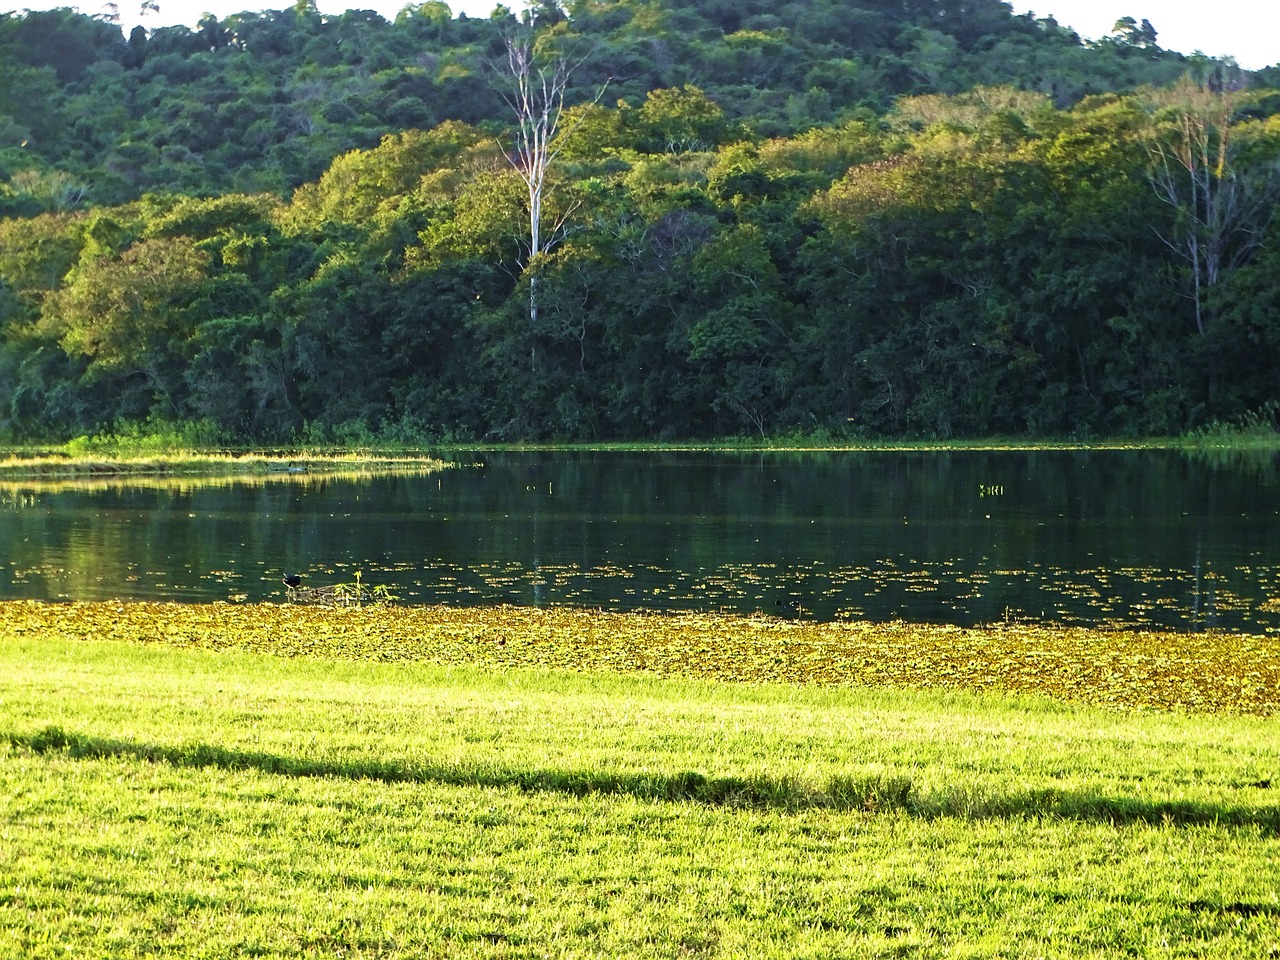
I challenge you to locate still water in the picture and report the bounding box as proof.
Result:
[2,450,1278,632]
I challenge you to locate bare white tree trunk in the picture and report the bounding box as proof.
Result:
[502,31,570,330]
[499,19,605,331]
[1146,80,1278,334]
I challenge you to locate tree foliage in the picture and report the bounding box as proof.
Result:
[0,1,1278,442]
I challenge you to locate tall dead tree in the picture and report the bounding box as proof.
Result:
[1146,79,1279,334]
[498,15,604,331]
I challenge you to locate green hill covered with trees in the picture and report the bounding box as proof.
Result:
[2,0,1278,442]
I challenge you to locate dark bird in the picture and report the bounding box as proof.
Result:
[283,573,302,588]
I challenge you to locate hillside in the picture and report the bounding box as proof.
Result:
[1,0,1278,442]
[0,0,1254,203]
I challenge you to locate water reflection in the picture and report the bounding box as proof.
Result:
[2,450,1278,632]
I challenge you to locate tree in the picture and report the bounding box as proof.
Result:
[40,236,209,408]
[687,222,791,435]
[1109,17,1158,50]
[497,9,604,330]
[1145,79,1280,335]
[636,85,727,153]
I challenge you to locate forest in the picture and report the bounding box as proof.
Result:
[2,0,1279,443]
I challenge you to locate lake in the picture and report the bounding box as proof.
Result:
[2,449,1278,632]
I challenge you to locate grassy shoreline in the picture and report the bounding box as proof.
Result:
[2,425,1278,480]
[4,600,1279,715]
[0,449,451,480]
[2,602,1278,958]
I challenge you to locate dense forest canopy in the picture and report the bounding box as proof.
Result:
[1,0,1278,442]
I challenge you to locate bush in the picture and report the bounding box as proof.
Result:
[63,418,227,458]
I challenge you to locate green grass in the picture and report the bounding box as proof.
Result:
[2,611,1279,959]
[0,449,449,482]
[4,413,1279,474]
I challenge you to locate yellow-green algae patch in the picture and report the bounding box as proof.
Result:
[3,601,1277,716]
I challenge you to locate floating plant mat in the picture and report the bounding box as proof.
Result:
[3,601,1277,716]
[334,557,1280,633]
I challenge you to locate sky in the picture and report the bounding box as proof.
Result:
[1009,1,1277,69]
[2,0,1277,69]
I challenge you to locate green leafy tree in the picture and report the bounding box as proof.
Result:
[636,85,728,153]
[287,122,493,227]
[40,236,208,407]
[1108,17,1159,50]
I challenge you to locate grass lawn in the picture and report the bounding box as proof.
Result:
[1,602,1278,958]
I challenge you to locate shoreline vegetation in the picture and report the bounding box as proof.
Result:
[2,601,1278,958]
[5,601,1278,716]
[1,418,1278,480]
[0,448,451,480]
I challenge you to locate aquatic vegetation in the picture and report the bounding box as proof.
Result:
[0,450,450,483]
[258,557,1280,635]
[3,601,1276,715]
[285,570,398,607]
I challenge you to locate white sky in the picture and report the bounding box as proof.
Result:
[2,0,1277,69]
[1010,1,1278,69]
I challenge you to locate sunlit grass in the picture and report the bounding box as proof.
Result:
[4,425,1278,472]
[4,601,1276,715]
[2,604,1278,958]
[0,450,449,482]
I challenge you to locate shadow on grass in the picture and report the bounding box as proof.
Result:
[8,725,1278,832]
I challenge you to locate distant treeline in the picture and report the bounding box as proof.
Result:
[1,1,1278,441]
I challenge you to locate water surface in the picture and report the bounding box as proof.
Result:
[2,449,1277,632]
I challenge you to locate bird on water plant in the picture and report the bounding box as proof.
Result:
[282,570,397,607]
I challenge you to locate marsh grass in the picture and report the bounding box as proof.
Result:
[0,418,451,480]
[0,449,448,482]
[1,608,1279,958]
[5,425,1278,477]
